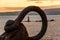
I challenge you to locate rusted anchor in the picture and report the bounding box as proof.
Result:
[0,6,48,40]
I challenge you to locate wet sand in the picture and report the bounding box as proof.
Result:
[0,21,60,40]
[22,20,60,40]
[0,15,60,40]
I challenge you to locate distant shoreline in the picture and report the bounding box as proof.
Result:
[0,7,60,15]
[0,10,60,16]
[0,13,60,16]
[0,12,20,16]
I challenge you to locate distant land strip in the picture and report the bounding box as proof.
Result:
[0,7,60,15]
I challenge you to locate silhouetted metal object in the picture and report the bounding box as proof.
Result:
[0,6,48,40]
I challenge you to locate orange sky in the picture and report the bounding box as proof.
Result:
[0,0,60,12]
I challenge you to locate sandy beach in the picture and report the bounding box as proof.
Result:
[0,15,60,40]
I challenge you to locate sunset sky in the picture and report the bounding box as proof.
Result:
[0,0,60,12]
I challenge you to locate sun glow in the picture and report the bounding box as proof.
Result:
[0,0,60,12]
[0,0,60,7]
[0,0,28,7]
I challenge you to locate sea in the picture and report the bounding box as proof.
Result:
[0,14,60,40]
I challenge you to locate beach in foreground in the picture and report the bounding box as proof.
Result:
[0,15,60,40]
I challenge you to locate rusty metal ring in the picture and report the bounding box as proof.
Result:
[15,6,48,40]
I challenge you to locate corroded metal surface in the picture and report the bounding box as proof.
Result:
[0,6,48,40]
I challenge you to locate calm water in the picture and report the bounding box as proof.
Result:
[0,15,60,40]
[0,15,60,23]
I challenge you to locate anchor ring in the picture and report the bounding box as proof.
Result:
[15,6,48,40]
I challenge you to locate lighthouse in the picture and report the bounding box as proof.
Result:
[27,16,30,22]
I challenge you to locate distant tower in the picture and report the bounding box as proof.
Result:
[27,16,30,22]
